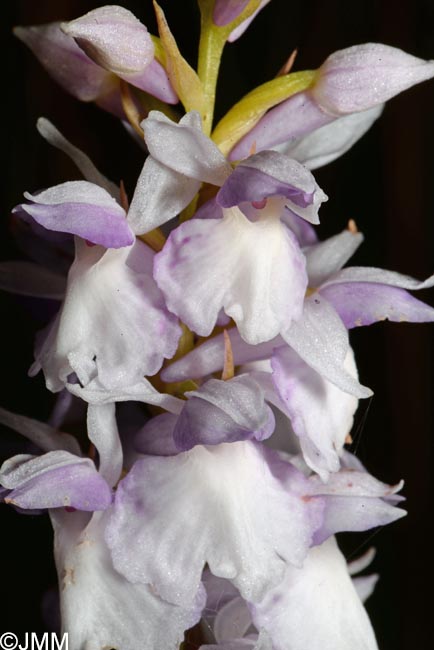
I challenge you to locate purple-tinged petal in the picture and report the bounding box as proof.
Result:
[282,295,372,397]
[161,328,280,383]
[37,118,120,199]
[34,241,182,392]
[0,451,111,511]
[143,111,232,184]
[229,92,333,161]
[281,105,383,170]
[174,376,275,450]
[217,151,327,224]
[0,261,66,299]
[251,537,379,650]
[63,6,154,76]
[320,282,434,328]
[127,155,200,235]
[155,206,307,344]
[18,202,133,249]
[271,346,359,480]
[52,511,203,650]
[314,495,405,544]
[307,468,405,544]
[67,377,183,415]
[87,404,122,488]
[305,229,364,287]
[134,413,180,456]
[16,181,133,248]
[313,43,434,114]
[14,22,115,102]
[0,406,81,455]
[124,58,178,103]
[106,442,324,607]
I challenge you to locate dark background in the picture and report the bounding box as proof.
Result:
[1,1,434,648]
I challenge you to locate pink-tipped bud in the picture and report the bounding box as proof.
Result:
[312,43,434,114]
[62,5,154,76]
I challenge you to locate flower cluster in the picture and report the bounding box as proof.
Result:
[2,2,434,649]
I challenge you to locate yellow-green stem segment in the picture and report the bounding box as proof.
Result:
[212,70,317,156]
[197,0,263,136]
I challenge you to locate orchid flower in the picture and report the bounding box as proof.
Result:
[0,402,201,650]
[161,226,434,478]
[127,109,326,344]
[11,121,181,393]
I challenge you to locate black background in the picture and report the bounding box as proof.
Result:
[1,1,434,648]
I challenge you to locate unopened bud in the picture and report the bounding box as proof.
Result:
[63,5,154,76]
[313,43,434,114]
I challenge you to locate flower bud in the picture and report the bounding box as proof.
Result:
[14,22,113,102]
[312,43,434,114]
[62,5,154,76]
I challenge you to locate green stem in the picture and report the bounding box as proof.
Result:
[197,16,225,136]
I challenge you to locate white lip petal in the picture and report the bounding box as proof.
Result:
[35,241,181,392]
[106,442,324,607]
[52,511,202,650]
[155,206,307,345]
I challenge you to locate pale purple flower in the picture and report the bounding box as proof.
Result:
[0,404,199,649]
[160,227,434,477]
[129,111,327,233]
[105,407,404,608]
[11,122,181,393]
[132,110,326,344]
